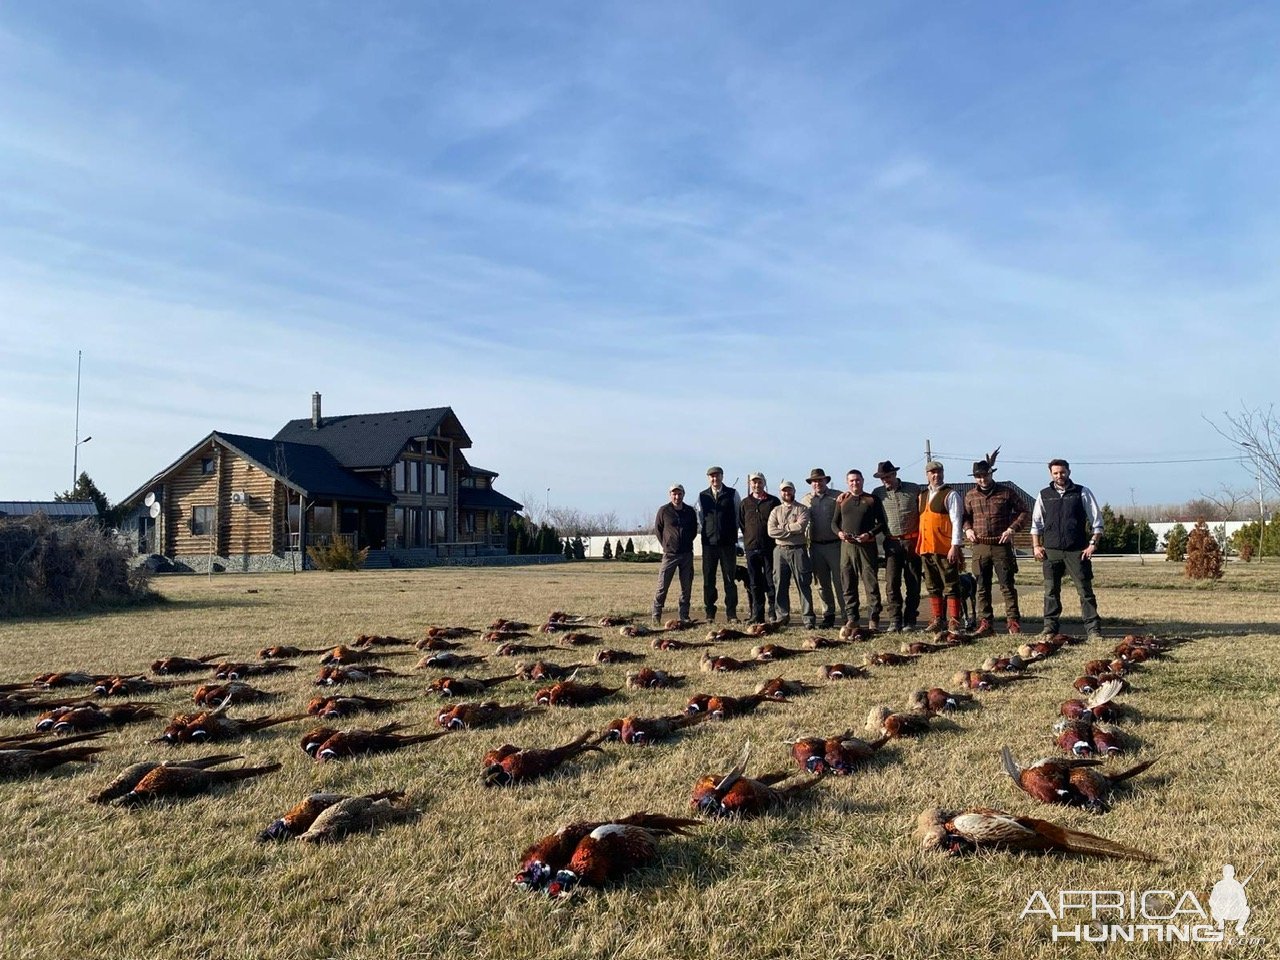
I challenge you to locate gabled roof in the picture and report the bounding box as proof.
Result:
[458,487,523,513]
[0,501,99,518]
[118,432,395,507]
[273,406,472,469]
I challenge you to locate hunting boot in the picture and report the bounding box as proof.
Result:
[1006,618,1022,635]
[923,597,945,633]
[973,618,995,638]
[946,598,964,634]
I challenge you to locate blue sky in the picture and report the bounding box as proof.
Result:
[1,2,1276,524]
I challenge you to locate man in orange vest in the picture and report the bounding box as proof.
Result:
[917,460,964,632]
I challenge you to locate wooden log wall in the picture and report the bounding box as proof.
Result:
[163,442,277,556]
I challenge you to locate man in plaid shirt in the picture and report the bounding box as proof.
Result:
[962,450,1029,636]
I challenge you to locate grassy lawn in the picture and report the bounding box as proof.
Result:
[0,559,1275,959]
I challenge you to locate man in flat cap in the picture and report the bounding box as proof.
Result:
[962,448,1029,636]
[697,466,741,623]
[802,467,845,628]
[739,472,780,624]
[917,460,964,633]
[652,483,697,624]
[767,479,815,628]
[871,460,922,632]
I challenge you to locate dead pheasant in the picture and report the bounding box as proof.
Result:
[802,636,847,650]
[750,644,804,661]
[819,663,868,680]
[1001,746,1157,814]
[312,723,447,762]
[545,815,703,897]
[489,619,531,632]
[483,630,531,643]
[536,680,620,707]
[493,642,555,657]
[597,616,631,627]
[88,753,243,804]
[1059,679,1125,723]
[481,730,602,786]
[618,624,654,638]
[32,672,110,690]
[351,634,414,648]
[416,637,465,651]
[150,653,225,675]
[435,701,535,731]
[297,792,417,842]
[314,665,403,686]
[754,677,814,698]
[789,731,888,775]
[424,626,477,639]
[625,669,684,690]
[866,706,935,739]
[193,682,280,707]
[909,688,975,715]
[259,789,405,840]
[699,652,755,673]
[515,812,700,893]
[917,806,1160,861]
[0,744,106,778]
[705,627,749,643]
[516,661,590,682]
[698,692,787,721]
[93,675,199,697]
[318,645,413,666]
[117,760,282,804]
[838,623,871,642]
[595,649,644,665]
[556,633,600,647]
[952,670,1043,692]
[416,653,487,670]
[863,651,920,668]
[306,694,414,719]
[1052,719,1097,757]
[428,674,518,697]
[662,619,698,632]
[653,637,712,651]
[595,712,707,746]
[162,703,309,744]
[213,662,297,681]
[49,703,157,733]
[258,645,327,659]
[691,742,825,817]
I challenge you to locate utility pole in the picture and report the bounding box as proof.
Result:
[73,350,82,490]
[924,439,932,465]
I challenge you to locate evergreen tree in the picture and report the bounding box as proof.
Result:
[624,537,635,557]
[55,472,114,525]
[1164,523,1189,562]
[602,539,613,560]
[614,538,624,559]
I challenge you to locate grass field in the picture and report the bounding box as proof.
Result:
[0,559,1276,959]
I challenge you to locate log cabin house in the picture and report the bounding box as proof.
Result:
[118,396,522,571]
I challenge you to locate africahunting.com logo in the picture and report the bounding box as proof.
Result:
[1021,864,1263,945]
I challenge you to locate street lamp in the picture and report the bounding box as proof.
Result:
[73,435,92,492]
[1242,442,1265,559]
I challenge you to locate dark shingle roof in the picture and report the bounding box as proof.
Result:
[458,487,523,513]
[273,406,471,469]
[0,501,100,518]
[215,433,394,504]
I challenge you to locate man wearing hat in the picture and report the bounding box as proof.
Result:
[739,472,781,624]
[697,466,742,623]
[652,483,698,624]
[802,468,846,628]
[961,448,1029,636]
[917,460,965,632]
[767,479,816,628]
[871,460,922,632]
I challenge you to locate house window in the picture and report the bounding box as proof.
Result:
[434,464,447,496]
[201,458,216,475]
[191,505,214,535]
[463,512,476,535]
[428,508,448,543]
[393,507,420,547]
[393,460,421,493]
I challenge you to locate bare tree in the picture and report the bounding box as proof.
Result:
[1207,405,1280,496]
[1196,483,1251,521]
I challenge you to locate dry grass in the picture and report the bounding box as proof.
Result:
[0,559,1276,959]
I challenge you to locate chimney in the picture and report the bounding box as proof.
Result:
[311,392,322,429]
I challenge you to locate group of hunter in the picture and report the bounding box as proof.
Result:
[651,453,1105,641]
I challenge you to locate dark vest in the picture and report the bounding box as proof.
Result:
[699,487,738,546]
[1040,483,1088,551]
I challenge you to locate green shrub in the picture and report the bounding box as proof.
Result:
[306,538,369,571]
[0,516,154,616]
[1164,523,1189,562]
